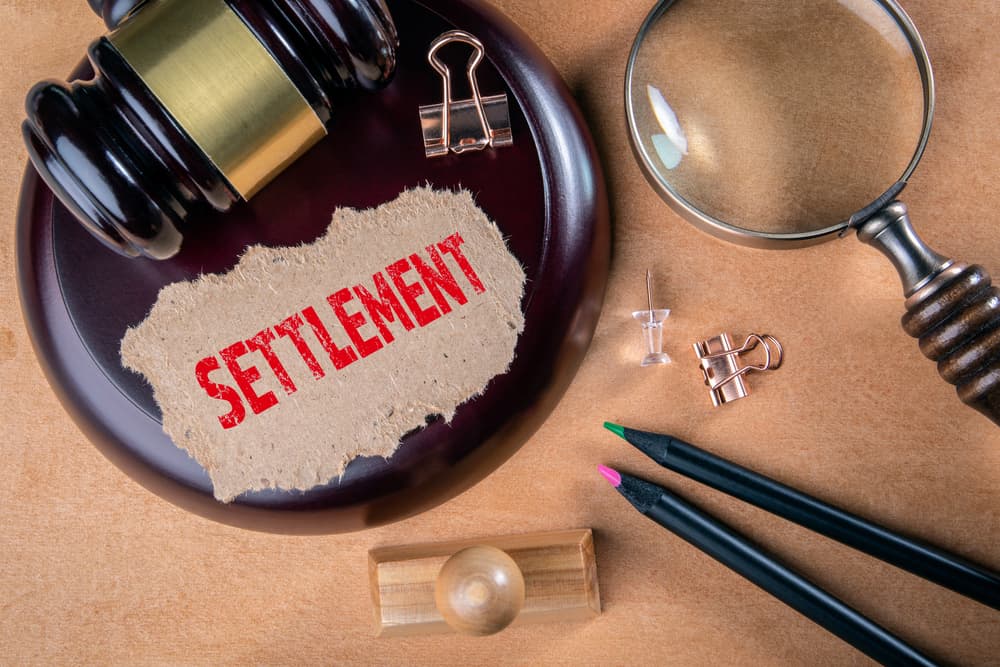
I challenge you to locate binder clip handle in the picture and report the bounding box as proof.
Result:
[693,333,784,406]
[699,334,783,390]
[428,30,492,153]
[419,30,513,158]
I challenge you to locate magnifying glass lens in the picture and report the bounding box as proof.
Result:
[628,0,927,237]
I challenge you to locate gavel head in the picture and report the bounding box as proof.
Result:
[23,0,398,259]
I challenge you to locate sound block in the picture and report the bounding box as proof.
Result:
[16,0,609,533]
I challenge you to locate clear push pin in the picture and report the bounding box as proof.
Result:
[632,270,671,366]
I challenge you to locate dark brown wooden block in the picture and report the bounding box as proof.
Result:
[16,0,610,533]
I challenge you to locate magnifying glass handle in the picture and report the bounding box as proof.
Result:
[857,202,1000,426]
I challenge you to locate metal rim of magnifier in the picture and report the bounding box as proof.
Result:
[624,0,936,249]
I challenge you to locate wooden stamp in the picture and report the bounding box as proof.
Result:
[368,529,601,637]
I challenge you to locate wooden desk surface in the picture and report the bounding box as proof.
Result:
[1,1,998,664]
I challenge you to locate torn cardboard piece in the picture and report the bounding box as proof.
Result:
[121,187,526,502]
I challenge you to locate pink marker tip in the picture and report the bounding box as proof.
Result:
[598,465,621,488]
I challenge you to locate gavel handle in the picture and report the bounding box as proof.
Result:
[857,202,1000,425]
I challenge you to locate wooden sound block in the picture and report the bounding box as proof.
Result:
[16,0,609,532]
[368,529,601,637]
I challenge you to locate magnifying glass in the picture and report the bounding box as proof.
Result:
[626,0,1000,425]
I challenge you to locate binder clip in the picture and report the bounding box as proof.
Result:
[419,30,513,158]
[693,333,783,406]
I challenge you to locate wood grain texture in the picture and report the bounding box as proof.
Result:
[1,1,999,665]
[902,263,1000,421]
[433,546,526,636]
[370,529,598,637]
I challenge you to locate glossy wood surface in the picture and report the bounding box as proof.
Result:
[903,263,1000,420]
[88,0,146,28]
[434,546,526,636]
[17,0,609,532]
[24,0,397,258]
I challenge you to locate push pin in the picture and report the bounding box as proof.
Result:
[632,270,671,366]
[693,333,783,406]
[419,30,513,158]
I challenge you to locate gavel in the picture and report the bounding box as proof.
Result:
[23,0,398,259]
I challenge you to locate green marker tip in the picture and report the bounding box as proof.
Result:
[603,421,625,438]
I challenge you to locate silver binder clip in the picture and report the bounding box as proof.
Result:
[419,30,513,158]
[693,333,783,406]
